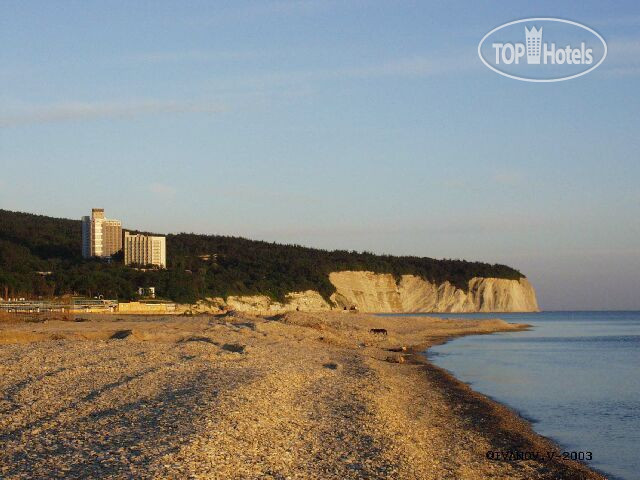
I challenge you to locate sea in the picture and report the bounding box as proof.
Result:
[404,311,638,480]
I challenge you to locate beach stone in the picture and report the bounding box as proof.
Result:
[385,355,405,364]
[221,342,246,353]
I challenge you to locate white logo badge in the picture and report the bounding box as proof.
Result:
[525,26,542,64]
[478,18,607,82]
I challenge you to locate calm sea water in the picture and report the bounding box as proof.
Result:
[415,311,639,480]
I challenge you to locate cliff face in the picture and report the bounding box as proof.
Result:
[188,271,539,314]
[225,291,331,315]
[328,271,539,313]
[185,291,332,316]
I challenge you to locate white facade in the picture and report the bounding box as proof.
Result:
[82,208,122,258]
[124,232,166,268]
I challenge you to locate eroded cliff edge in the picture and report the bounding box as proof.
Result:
[329,271,539,313]
[191,271,539,314]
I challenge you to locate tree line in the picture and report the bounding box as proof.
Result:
[0,209,524,304]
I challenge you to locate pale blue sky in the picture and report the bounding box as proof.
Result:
[1,1,639,309]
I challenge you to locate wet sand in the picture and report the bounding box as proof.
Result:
[0,311,603,479]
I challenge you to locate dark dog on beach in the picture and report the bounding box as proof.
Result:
[369,328,388,336]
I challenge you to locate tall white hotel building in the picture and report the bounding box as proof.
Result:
[124,232,167,269]
[81,208,122,258]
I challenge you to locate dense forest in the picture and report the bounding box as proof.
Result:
[0,209,524,304]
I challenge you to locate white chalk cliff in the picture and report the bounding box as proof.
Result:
[328,271,539,313]
[193,270,539,314]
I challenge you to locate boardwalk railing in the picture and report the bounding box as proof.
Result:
[0,299,118,313]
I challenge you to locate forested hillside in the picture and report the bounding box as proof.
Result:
[0,209,524,303]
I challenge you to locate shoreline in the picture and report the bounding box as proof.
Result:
[0,311,605,478]
[406,345,606,480]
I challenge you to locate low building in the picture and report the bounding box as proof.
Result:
[137,286,156,298]
[117,301,176,314]
[124,232,166,268]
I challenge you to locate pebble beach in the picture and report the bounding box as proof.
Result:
[0,312,604,479]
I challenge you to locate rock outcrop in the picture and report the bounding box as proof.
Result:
[225,291,331,315]
[184,271,539,314]
[181,291,332,316]
[329,271,539,313]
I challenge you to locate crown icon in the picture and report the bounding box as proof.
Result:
[525,26,543,64]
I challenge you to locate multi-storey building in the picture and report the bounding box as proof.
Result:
[124,232,166,268]
[81,208,122,258]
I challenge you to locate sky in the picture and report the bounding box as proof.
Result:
[1,1,639,310]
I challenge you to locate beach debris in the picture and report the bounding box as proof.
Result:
[385,354,405,364]
[369,328,387,336]
[183,336,219,345]
[388,346,408,352]
[323,362,340,370]
[25,316,48,324]
[110,329,133,340]
[221,342,246,353]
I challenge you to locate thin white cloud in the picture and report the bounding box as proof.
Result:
[589,15,640,28]
[501,246,640,259]
[148,182,177,196]
[238,0,325,16]
[1,51,476,129]
[607,38,640,54]
[124,50,260,64]
[493,171,524,186]
[217,185,317,204]
[215,52,477,92]
[338,54,477,78]
[603,65,640,76]
[247,214,555,239]
[599,37,640,76]
[190,0,328,25]
[0,100,226,127]
[443,179,469,189]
